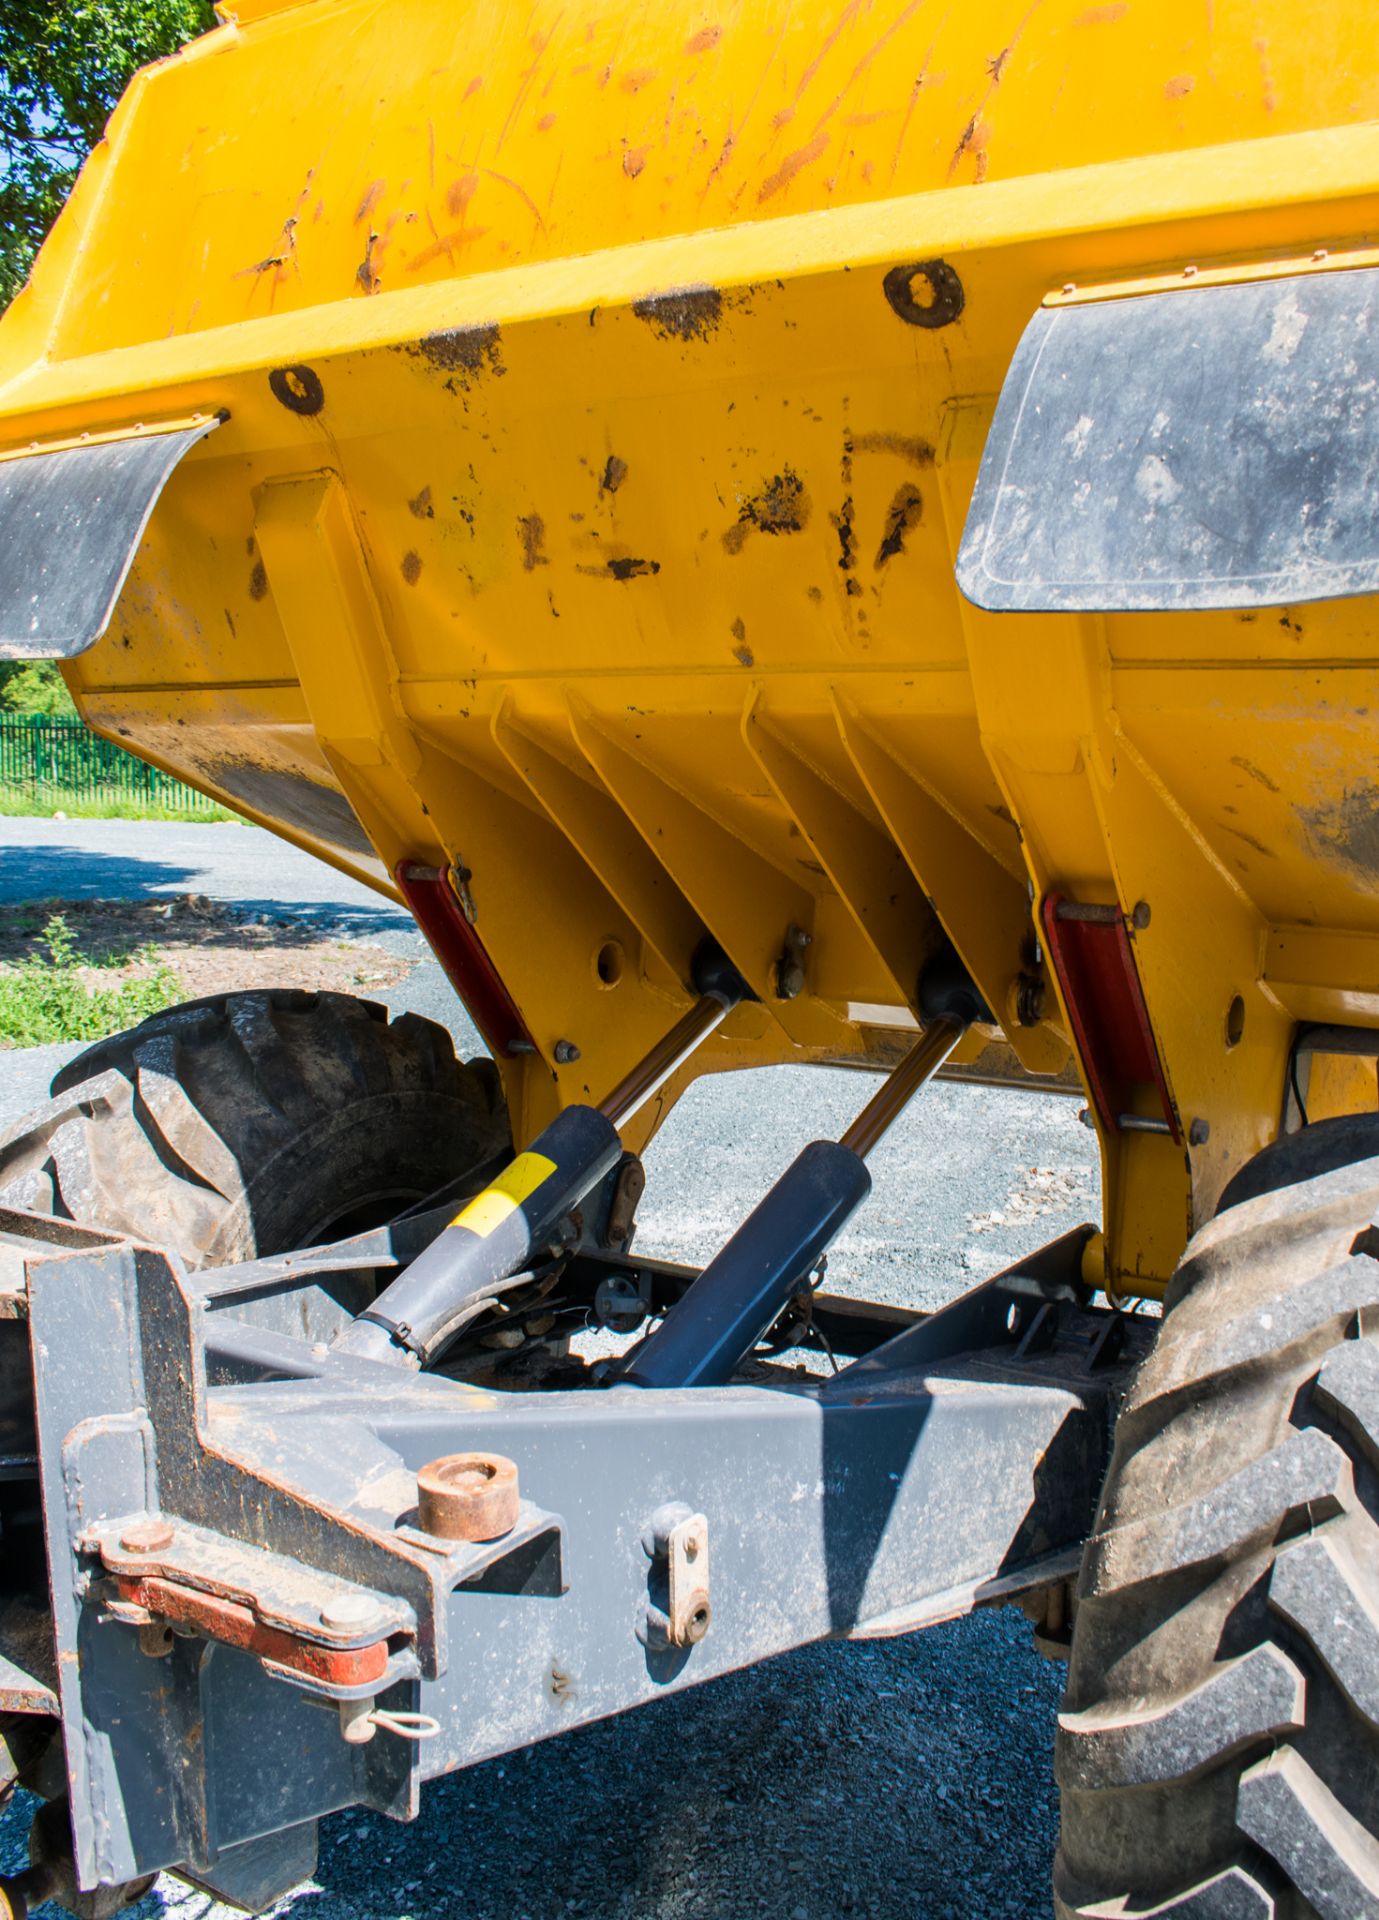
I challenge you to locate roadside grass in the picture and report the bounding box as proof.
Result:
[0,914,182,1047]
[0,783,237,823]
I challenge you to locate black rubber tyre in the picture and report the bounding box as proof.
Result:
[0,989,509,1267]
[1056,1114,1379,1919]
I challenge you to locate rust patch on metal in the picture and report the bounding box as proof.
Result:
[1231,756,1280,793]
[621,66,658,93]
[356,229,383,295]
[950,111,992,181]
[601,455,629,494]
[831,496,857,575]
[875,484,924,567]
[1164,74,1194,99]
[401,550,423,585]
[632,285,723,342]
[758,129,830,202]
[354,179,386,224]
[1304,786,1379,880]
[446,175,480,216]
[623,144,650,179]
[685,24,723,53]
[730,617,753,667]
[518,514,548,570]
[724,470,810,551]
[115,1574,390,1688]
[409,485,435,519]
[883,258,965,329]
[268,364,325,415]
[248,560,269,602]
[1074,1,1129,19]
[406,227,490,273]
[577,556,661,580]
[852,432,935,468]
[415,323,504,381]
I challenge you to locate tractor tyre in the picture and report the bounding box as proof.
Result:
[0,989,508,1267]
[1055,1113,1379,1918]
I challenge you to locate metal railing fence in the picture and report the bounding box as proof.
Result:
[0,715,223,813]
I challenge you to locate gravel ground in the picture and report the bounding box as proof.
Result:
[0,821,1102,1920]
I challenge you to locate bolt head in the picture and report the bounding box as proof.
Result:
[120,1517,174,1555]
[1189,1117,1211,1147]
[319,1592,382,1632]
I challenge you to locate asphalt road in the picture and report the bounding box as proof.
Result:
[0,820,1102,1920]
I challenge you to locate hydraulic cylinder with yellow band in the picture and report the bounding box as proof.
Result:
[339,1105,624,1367]
[338,940,751,1367]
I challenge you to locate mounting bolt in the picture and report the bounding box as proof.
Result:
[319,1592,381,1633]
[418,1452,520,1542]
[1130,901,1152,930]
[554,1039,581,1064]
[775,923,812,1000]
[1015,973,1046,1027]
[1189,1117,1211,1146]
[1077,1107,1096,1131]
[119,1518,174,1555]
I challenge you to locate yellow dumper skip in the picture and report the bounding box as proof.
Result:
[2,0,1378,1295]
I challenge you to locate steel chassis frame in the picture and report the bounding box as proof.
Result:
[0,1205,1150,1910]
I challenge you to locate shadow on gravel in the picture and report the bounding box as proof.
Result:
[0,843,202,905]
[284,1615,1060,1920]
[0,1617,1061,1920]
[0,843,410,932]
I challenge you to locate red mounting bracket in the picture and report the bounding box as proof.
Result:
[396,859,537,1062]
[1040,895,1179,1144]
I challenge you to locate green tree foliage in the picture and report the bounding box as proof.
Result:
[1,1,216,306]
[0,661,74,714]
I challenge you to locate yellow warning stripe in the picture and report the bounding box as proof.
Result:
[450,1151,558,1240]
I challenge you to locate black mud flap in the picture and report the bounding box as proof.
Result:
[956,266,1379,613]
[0,415,219,659]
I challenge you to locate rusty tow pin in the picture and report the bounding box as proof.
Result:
[417,1451,521,1542]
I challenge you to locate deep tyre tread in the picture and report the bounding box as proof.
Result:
[1057,1115,1379,1920]
[0,989,509,1266]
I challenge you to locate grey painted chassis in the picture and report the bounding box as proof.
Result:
[1,1208,1148,1911]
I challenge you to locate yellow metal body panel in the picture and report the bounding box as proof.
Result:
[3,0,1379,1289]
